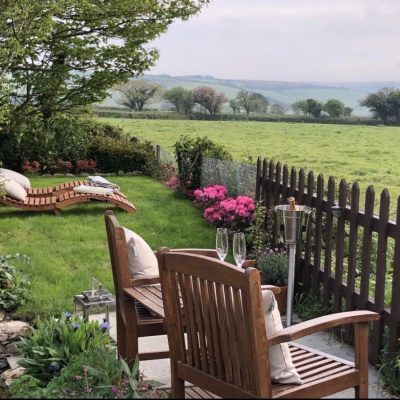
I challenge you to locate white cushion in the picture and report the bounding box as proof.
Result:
[262,290,302,385]
[123,228,159,279]
[0,168,31,190]
[0,176,27,202]
[73,185,114,195]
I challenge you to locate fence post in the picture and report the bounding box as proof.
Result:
[156,145,160,165]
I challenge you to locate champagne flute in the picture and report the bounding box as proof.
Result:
[233,232,246,268]
[216,228,229,261]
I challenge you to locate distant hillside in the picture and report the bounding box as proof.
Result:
[100,75,400,117]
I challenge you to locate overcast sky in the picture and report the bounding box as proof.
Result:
[146,0,400,83]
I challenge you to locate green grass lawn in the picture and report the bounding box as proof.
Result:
[0,175,218,320]
[101,117,400,219]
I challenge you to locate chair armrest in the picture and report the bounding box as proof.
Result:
[130,275,160,287]
[267,310,379,347]
[153,248,218,259]
[261,285,282,295]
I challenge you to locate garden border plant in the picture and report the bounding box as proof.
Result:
[11,312,165,399]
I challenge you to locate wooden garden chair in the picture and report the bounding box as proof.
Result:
[104,210,220,366]
[156,247,380,399]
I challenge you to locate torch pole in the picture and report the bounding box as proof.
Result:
[286,243,296,327]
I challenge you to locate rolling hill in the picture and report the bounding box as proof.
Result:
[100,74,400,117]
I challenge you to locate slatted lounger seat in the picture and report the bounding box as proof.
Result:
[56,190,135,214]
[0,190,135,215]
[27,180,126,198]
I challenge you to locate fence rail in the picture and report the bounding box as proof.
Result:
[255,156,400,365]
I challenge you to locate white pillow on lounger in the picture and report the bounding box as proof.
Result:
[73,185,114,195]
[0,168,31,190]
[0,176,27,202]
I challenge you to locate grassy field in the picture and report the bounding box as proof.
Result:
[0,175,217,319]
[100,117,400,219]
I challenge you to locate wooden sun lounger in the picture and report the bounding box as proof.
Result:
[27,179,126,198]
[0,190,135,215]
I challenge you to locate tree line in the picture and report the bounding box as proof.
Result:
[113,79,400,122]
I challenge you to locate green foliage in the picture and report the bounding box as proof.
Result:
[359,86,400,124]
[173,135,232,195]
[323,98,345,117]
[0,115,125,173]
[87,136,157,175]
[294,290,330,321]
[0,253,31,311]
[163,87,195,115]
[11,348,165,399]
[113,79,164,112]
[255,247,288,286]
[246,203,268,258]
[1,0,210,123]
[16,312,112,385]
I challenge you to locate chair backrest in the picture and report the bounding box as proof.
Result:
[104,210,134,323]
[157,247,273,398]
[104,210,219,322]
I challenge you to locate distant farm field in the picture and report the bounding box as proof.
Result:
[99,117,400,219]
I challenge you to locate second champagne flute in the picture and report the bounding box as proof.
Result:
[233,232,246,268]
[216,227,229,261]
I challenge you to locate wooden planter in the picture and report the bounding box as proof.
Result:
[242,259,287,315]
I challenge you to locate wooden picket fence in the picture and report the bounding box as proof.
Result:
[255,156,400,366]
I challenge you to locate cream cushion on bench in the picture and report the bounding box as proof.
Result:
[262,290,302,385]
[123,228,158,279]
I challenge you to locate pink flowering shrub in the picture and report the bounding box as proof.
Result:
[193,184,228,211]
[21,160,40,173]
[163,176,180,191]
[204,195,255,231]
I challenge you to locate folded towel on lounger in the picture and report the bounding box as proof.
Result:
[88,176,120,190]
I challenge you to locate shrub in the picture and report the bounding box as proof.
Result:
[193,184,227,211]
[16,312,112,385]
[255,247,288,286]
[87,136,157,175]
[0,253,31,311]
[75,159,97,174]
[204,195,255,231]
[11,348,165,399]
[21,160,40,174]
[155,163,176,184]
[173,135,232,196]
[53,159,73,174]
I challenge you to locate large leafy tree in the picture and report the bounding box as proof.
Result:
[236,90,252,115]
[323,99,345,118]
[114,80,163,111]
[163,87,195,114]
[0,0,210,122]
[193,86,228,115]
[360,87,400,123]
[249,92,269,114]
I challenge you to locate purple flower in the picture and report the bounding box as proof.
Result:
[48,363,60,373]
[63,311,71,320]
[73,322,80,331]
[62,389,67,396]
[111,386,118,394]
[100,321,111,331]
